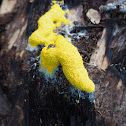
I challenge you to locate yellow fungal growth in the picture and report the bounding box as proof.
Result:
[41,35,95,92]
[41,45,59,74]
[29,3,95,93]
[29,3,70,47]
[52,0,64,4]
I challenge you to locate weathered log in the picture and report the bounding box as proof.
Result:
[0,0,29,125]
[0,0,126,126]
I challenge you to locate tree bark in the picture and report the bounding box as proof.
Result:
[0,0,126,126]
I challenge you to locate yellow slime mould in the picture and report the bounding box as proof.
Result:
[29,3,95,93]
[52,0,64,4]
[29,3,70,47]
[41,35,95,93]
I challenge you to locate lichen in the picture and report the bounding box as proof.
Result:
[29,3,95,93]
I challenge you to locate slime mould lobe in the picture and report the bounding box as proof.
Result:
[28,3,95,93]
[29,4,70,47]
[56,35,95,93]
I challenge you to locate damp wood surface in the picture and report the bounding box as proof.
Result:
[0,0,126,126]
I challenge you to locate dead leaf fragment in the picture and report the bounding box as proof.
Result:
[86,8,101,24]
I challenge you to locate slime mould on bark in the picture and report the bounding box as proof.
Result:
[29,3,70,47]
[29,2,95,93]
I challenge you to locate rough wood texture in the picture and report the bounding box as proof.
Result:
[0,0,29,125]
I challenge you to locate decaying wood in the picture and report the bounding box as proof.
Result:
[0,0,126,126]
[89,67,126,126]
[100,0,126,13]
[0,87,11,116]
[90,28,108,70]
[0,0,29,126]
[68,4,85,25]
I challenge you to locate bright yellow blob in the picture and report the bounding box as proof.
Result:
[29,3,95,93]
[52,0,64,4]
[29,3,70,47]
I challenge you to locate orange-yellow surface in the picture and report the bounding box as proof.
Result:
[29,3,95,93]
